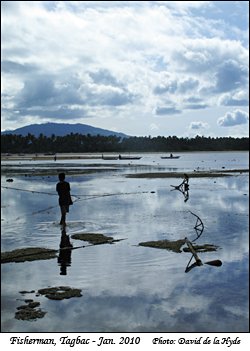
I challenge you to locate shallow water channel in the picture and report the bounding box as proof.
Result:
[1,152,249,332]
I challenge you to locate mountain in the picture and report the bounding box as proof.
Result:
[1,122,129,138]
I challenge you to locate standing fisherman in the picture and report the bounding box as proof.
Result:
[56,172,73,226]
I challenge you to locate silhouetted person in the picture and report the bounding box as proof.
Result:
[58,227,73,275]
[183,173,189,191]
[56,172,73,226]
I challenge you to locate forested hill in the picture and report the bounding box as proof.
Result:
[1,122,128,138]
[1,134,249,153]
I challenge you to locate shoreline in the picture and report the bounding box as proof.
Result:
[1,150,249,161]
[1,167,248,177]
[125,169,249,178]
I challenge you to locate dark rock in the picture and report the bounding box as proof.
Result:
[139,239,186,253]
[38,286,82,300]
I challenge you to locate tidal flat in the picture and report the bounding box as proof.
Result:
[1,151,249,332]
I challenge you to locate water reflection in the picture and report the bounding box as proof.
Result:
[170,174,190,202]
[1,152,248,332]
[58,227,73,275]
[182,212,222,273]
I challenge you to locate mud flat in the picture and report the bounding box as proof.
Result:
[71,233,124,245]
[1,233,123,264]
[126,169,249,178]
[1,247,58,263]
[139,239,219,253]
[1,153,103,161]
[15,287,82,320]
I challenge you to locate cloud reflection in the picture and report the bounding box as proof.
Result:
[1,154,248,332]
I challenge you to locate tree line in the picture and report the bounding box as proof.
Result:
[1,133,249,153]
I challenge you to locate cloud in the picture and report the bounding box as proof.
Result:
[155,106,182,116]
[214,59,248,93]
[150,123,159,131]
[154,81,178,95]
[14,106,87,120]
[185,103,208,110]
[184,97,208,110]
[1,60,38,74]
[189,121,209,130]
[89,69,121,87]
[16,76,84,108]
[217,110,249,127]
[1,1,249,136]
[173,38,248,76]
[218,91,249,106]
[8,70,136,122]
[154,76,199,95]
[86,84,136,107]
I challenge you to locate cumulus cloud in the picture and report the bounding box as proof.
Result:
[155,106,182,116]
[184,97,208,110]
[186,103,208,110]
[217,110,249,127]
[1,1,249,136]
[154,81,178,95]
[189,121,209,130]
[154,76,199,95]
[173,38,248,76]
[218,91,249,106]
[89,69,121,87]
[16,76,84,108]
[214,59,248,93]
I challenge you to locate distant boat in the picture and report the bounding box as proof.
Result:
[118,155,142,160]
[161,154,180,159]
[102,154,119,160]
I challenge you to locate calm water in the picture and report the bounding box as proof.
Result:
[1,152,249,332]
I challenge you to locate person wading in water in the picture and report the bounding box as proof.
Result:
[56,172,73,226]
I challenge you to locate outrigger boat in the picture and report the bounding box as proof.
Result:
[101,154,119,160]
[161,154,180,159]
[118,155,142,160]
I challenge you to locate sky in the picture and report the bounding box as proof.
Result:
[1,1,249,137]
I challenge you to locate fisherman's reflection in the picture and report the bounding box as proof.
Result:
[58,227,73,275]
[171,174,189,202]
